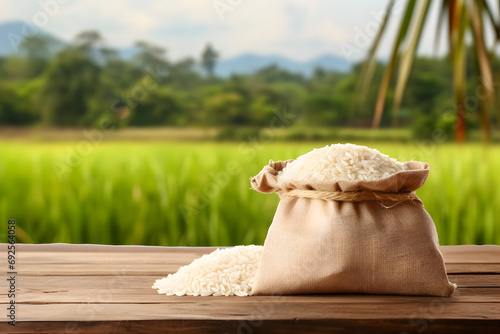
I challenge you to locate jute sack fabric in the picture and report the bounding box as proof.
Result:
[250,160,456,297]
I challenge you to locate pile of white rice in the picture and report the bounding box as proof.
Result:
[279,143,406,182]
[153,245,262,297]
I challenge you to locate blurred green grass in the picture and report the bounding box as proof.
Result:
[0,141,498,245]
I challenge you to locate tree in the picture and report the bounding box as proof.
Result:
[203,92,248,125]
[39,49,100,126]
[19,35,57,76]
[360,0,500,142]
[128,88,184,126]
[74,30,104,50]
[303,94,347,126]
[134,40,168,71]
[73,30,109,63]
[201,44,219,78]
[0,56,30,80]
[166,57,202,90]
[0,84,37,125]
[254,65,304,84]
[100,47,120,64]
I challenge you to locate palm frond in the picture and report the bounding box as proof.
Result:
[434,0,449,55]
[355,0,396,105]
[392,0,431,126]
[372,0,417,128]
[481,0,500,39]
[469,0,496,141]
[450,0,467,142]
[364,0,498,141]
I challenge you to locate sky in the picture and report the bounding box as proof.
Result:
[1,0,455,62]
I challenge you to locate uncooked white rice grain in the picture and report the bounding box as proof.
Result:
[152,245,262,297]
[278,143,406,182]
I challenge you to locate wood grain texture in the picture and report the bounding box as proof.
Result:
[0,243,498,334]
[0,287,498,304]
[10,301,500,321]
[11,261,500,276]
[3,319,500,334]
[9,243,500,260]
[10,273,500,289]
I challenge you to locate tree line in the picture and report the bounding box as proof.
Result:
[0,30,491,139]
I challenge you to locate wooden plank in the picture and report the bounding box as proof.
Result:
[2,319,500,334]
[11,243,219,253]
[14,263,181,276]
[445,263,500,274]
[9,274,500,291]
[17,249,499,265]
[7,302,500,321]
[440,245,500,263]
[13,262,500,276]
[9,243,500,263]
[1,288,498,305]
[13,245,500,263]
[17,251,211,264]
[448,274,500,287]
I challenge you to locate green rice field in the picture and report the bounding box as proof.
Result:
[0,141,498,246]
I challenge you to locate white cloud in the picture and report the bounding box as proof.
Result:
[0,0,447,61]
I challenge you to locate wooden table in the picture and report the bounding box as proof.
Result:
[1,244,499,333]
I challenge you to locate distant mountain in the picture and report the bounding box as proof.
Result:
[215,53,351,77]
[0,21,64,56]
[0,21,351,76]
[0,21,140,60]
[0,21,29,55]
[118,46,139,60]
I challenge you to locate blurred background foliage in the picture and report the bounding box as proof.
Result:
[1,28,497,139]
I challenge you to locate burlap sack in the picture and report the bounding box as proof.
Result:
[250,160,456,297]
